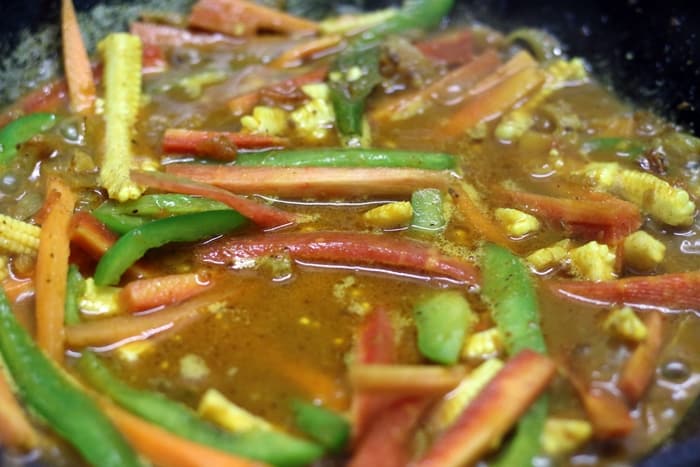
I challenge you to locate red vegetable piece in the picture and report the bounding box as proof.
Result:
[416,29,473,66]
[618,311,664,405]
[162,129,289,159]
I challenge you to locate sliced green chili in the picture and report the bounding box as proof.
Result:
[413,290,475,365]
[292,399,349,454]
[410,188,446,234]
[78,352,323,467]
[236,148,455,170]
[480,243,548,467]
[64,264,85,326]
[0,290,141,467]
[93,194,231,235]
[580,137,645,158]
[94,210,247,286]
[0,113,57,164]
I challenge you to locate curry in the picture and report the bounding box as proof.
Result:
[1,1,699,466]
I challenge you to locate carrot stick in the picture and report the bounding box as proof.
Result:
[498,189,642,244]
[348,364,466,395]
[547,271,700,311]
[162,129,289,159]
[121,272,215,313]
[65,282,243,348]
[415,349,556,467]
[130,21,244,48]
[189,0,319,37]
[271,35,343,68]
[61,0,96,113]
[448,183,512,248]
[618,311,664,405]
[0,365,38,451]
[349,397,432,467]
[102,402,265,467]
[165,165,452,198]
[371,50,501,122]
[35,177,76,361]
[195,231,480,285]
[130,170,298,229]
[69,211,155,280]
[415,29,474,65]
[441,52,543,137]
[2,277,34,303]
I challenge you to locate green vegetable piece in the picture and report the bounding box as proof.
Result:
[361,0,455,45]
[78,352,323,467]
[411,188,446,233]
[580,137,645,158]
[480,243,548,467]
[93,194,231,235]
[506,28,563,62]
[236,148,455,170]
[0,290,141,467]
[94,210,247,286]
[64,265,85,326]
[292,399,350,454]
[413,290,475,364]
[0,113,57,164]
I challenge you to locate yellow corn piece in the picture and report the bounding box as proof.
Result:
[98,33,144,202]
[461,328,505,361]
[424,359,504,435]
[579,162,696,226]
[526,239,572,271]
[80,278,123,317]
[541,418,593,456]
[241,106,290,136]
[569,241,616,281]
[115,340,154,363]
[198,388,274,433]
[623,231,666,271]
[603,306,648,342]
[494,207,540,236]
[495,58,587,141]
[362,201,413,229]
[0,214,41,256]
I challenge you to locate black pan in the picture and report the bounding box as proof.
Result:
[0,0,698,465]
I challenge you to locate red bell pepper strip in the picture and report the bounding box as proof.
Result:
[195,231,480,285]
[162,129,289,159]
[415,28,473,65]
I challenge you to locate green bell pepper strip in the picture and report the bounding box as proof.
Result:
[359,0,455,44]
[94,210,247,286]
[0,290,141,467]
[580,137,645,157]
[291,399,350,454]
[0,113,57,164]
[77,352,324,467]
[93,194,231,235]
[480,243,548,467]
[236,148,455,170]
[64,264,85,326]
[413,290,475,365]
[410,188,446,233]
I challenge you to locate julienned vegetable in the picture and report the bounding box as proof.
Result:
[94,210,247,286]
[78,352,324,466]
[0,112,57,163]
[236,147,456,170]
[0,290,141,467]
[292,400,350,453]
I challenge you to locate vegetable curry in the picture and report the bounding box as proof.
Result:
[1,0,699,466]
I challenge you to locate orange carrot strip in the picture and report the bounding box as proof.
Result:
[102,402,265,467]
[499,189,642,244]
[121,272,214,313]
[61,0,96,113]
[131,170,298,229]
[165,165,452,198]
[415,350,556,467]
[448,183,512,248]
[35,178,76,361]
[618,311,664,405]
[162,129,289,159]
[441,52,543,137]
[130,21,244,47]
[371,50,501,122]
[576,386,634,439]
[349,364,466,395]
[548,271,700,311]
[189,0,319,37]
[65,282,243,348]
[0,366,38,451]
[196,231,480,285]
[271,35,343,68]
[349,397,432,467]
[2,278,35,303]
[415,29,473,65]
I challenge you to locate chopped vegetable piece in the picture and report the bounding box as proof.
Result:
[0,213,41,255]
[78,352,323,466]
[623,231,666,271]
[413,291,475,364]
[236,147,456,170]
[448,183,512,248]
[526,239,572,271]
[98,33,144,202]
[318,8,398,36]
[0,112,57,164]
[362,201,413,229]
[506,27,563,61]
[618,311,664,404]
[494,207,540,236]
[241,106,290,136]
[580,137,646,157]
[121,272,214,312]
[272,35,343,68]
[196,231,479,285]
[64,264,84,325]
[94,210,247,286]
[0,361,38,451]
[603,306,648,342]
[165,165,452,198]
[411,189,446,234]
[163,129,289,158]
[292,400,350,453]
[415,29,474,65]
[573,383,634,439]
[0,290,141,467]
[461,328,505,360]
[199,388,274,433]
[61,0,96,113]
[415,349,556,467]
[79,278,123,317]
[541,418,593,457]
[348,364,466,395]
[569,241,616,281]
